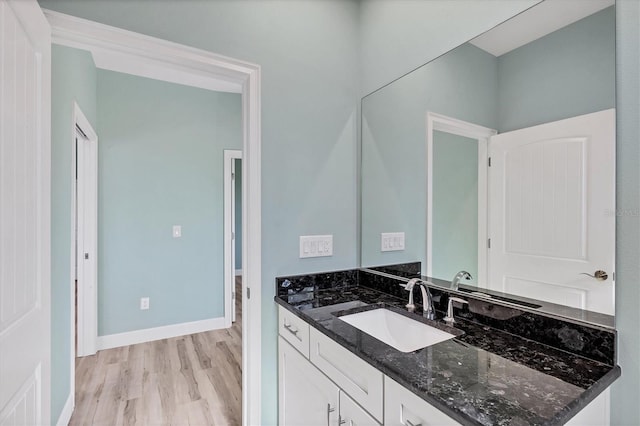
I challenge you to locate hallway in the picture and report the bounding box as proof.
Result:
[69,278,242,425]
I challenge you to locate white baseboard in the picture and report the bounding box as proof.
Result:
[56,393,74,426]
[235,269,243,276]
[97,317,227,350]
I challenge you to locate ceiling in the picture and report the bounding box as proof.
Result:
[470,0,614,57]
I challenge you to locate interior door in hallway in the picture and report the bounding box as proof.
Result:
[0,1,51,424]
[488,109,615,315]
[75,119,98,357]
[224,150,242,325]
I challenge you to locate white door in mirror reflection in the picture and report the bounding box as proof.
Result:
[488,109,615,315]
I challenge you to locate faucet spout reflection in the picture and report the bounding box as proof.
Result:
[451,271,472,290]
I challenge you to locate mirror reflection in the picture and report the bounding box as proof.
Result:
[361,0,615,318]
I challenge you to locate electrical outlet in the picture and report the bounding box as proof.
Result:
[140,297,150,310]
[172,225,182,238]
[381,232,405,252]
[299,235,333,258]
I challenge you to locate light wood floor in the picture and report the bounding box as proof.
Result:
[70,279,242,425]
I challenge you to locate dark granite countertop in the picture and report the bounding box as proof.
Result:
[274,281,620,426]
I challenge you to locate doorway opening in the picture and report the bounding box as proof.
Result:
[49,10,263,423]
[426,112,496,287]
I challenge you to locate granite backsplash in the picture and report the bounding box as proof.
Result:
[276,267,616,366]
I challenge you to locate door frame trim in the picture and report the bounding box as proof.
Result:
[224,150,242,327]
[426,111,496,287]
[46,10,263,424]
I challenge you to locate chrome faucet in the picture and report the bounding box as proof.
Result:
[402,278,436,320]
[451,270,472,290]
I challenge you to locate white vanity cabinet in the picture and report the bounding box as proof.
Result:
[309,327,384,421]
[278,336,340,425]
[340,390,380,426]
[565,389,610,426]
[278,335,380,426]
[384,376,461,426]
[278,305,381,426]
[279,304,310,358]
[277,305,611,426]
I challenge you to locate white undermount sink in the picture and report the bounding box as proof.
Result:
[339,308,456,353]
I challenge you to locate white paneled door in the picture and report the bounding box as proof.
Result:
[488,109,615,314]
[0,1,51,425]
[75,121,98,357]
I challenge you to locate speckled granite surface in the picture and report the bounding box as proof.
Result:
[275,269,620,426]
[359,271,617,366]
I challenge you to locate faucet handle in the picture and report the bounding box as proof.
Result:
[404,278,420,311]
[444,296,468,324]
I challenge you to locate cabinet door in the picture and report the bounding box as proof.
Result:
[279,337,340,426]
[565,389,610,426]
[309,328,384,421]
[384,376,461,426]
[339,391,380,426]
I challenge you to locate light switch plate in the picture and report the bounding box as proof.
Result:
[299,235,333,258]
[172,225,182,238]
[381,232,405,252]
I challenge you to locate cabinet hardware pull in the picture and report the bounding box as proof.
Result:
[327,404,335,426]
[405,420,422,426]
[284,323,299,335]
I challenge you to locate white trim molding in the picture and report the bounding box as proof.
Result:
[44,10,242,94]
[426,112,496,287]
[45,10,263,425]
[55,394,74,426]
[224,150,243,328]
[97,318,227,350]
[235,269,243,276]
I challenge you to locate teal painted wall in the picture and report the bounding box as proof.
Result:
[42,1,638,424]
[432,131,478,281]
[359,0,539,96]
[361,43,498,269]
[612,1,640,424]
[235,160,242,270]
[50,45,97,424]
[497,7,615,132]
[39,2,361,422]
[96,70,241,335]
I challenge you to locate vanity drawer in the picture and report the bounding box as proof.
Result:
[309,327,383,422]
[384,375,461,426]
[278,306,310,358]
[340,390,380,426]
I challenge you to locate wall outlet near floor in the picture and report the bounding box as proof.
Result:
[299,235,333,258]
[172,225,182,238]
[140,297,150,310]
[381,232,405,252]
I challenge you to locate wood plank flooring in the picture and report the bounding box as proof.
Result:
[70,279,242,425]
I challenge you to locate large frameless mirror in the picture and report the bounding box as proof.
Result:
[360,0,616,327]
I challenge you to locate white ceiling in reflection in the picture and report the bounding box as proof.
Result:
[470,0,614,57]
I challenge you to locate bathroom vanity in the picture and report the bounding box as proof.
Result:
[279,2,621,423]
[275,269,620,425]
